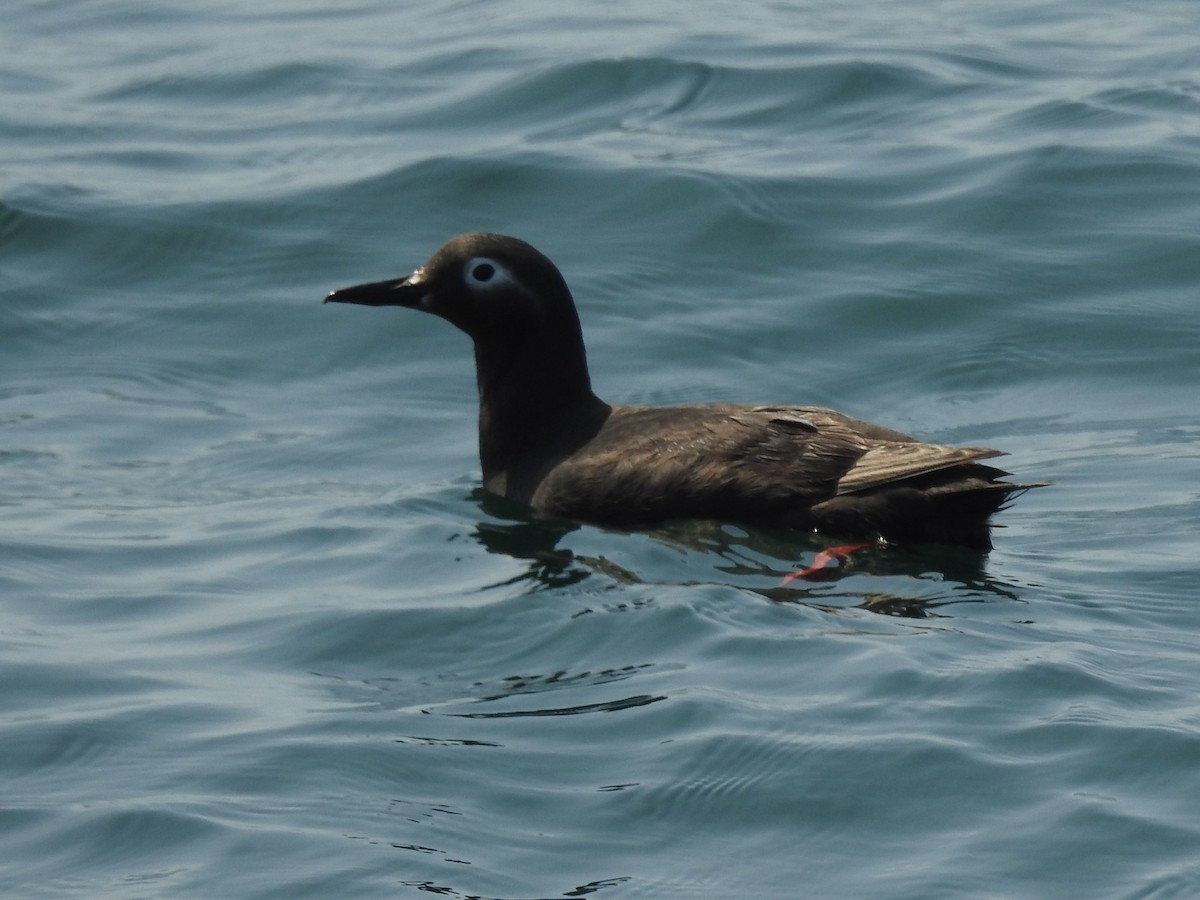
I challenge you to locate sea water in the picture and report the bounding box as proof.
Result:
[3,1,1199,897]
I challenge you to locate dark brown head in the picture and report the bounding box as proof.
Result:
[326,234,604,466]
[325,232,582,346]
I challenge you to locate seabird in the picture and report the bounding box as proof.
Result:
[326,232,1044,549]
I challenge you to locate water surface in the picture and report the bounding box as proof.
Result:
[3,1,1200,897]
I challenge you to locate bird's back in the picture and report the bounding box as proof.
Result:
[529,404,1037,548]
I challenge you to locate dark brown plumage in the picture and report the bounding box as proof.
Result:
[325,232,1044,549]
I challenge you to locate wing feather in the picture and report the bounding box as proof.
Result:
[836,444,1007,494]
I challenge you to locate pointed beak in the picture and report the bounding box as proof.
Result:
[324,273,427,308]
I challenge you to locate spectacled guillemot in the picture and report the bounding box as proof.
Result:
[325,232,1044,549]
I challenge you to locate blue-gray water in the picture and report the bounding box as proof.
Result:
[4,1,1199,897]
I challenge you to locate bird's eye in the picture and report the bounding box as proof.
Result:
[471,263,495,282]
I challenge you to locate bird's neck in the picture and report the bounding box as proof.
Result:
[473,337,608,499]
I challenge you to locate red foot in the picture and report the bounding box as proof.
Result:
[780,542,872,586]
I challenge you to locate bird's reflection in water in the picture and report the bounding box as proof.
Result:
[470,490,597,590]
[469,490,1022,618]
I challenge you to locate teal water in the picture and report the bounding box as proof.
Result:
[4,1,1200,897]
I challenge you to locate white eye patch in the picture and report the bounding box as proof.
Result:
[463,257,517,291]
